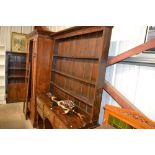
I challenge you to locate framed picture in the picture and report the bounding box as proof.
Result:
[11,32,27,53]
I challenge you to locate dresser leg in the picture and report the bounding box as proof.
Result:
[36,113,39,129]
[43,119,45,129]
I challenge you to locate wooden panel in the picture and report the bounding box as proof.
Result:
[26,29,54,126]
[7,84,17,102]
[36,37,53,93]
[102,104,155,129]
[51,26,106,40]
[7,83,26,103]
[17,83,26,101]
[50,26,112,125]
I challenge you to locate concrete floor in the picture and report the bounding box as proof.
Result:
[0,102,32,129]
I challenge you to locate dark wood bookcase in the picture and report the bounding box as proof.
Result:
[49,26,113,126]
[6,51,26,103]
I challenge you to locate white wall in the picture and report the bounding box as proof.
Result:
[0,26,33,51]
[48,26,71,32]
[0,26,71,51]
[112,64,155,121]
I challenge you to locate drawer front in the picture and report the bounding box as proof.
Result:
[44,105,67,128]
[53,116,67,129]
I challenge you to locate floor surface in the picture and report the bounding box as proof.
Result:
[0,102,32,129]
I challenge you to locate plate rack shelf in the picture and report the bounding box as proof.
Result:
[50,26,113,125]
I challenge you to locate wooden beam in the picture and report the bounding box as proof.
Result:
[107,38,155,66]
[97,80,155,125]
[102,80,144,114]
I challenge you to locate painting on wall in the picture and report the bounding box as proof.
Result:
[11,32,27,53]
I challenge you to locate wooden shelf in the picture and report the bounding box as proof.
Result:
[50,26,105,39]
[8,75,25,78]
[8,82,26,85]
[51,81,93,107]
[9,68,26,70]
[53,55,99,61]
[52,69,96,86]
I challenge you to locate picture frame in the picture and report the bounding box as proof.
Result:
[11,32,27,53]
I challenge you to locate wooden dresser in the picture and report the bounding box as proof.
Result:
[36,26,113,128]
[26,29,54,126]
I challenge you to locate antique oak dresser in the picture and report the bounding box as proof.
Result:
[36,26,113,128]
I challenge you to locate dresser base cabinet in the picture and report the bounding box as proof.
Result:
[36,94,94,129]
[7,83,26,103]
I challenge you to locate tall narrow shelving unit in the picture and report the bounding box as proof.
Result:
[0,46,6,104]
[6,52,26,103]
